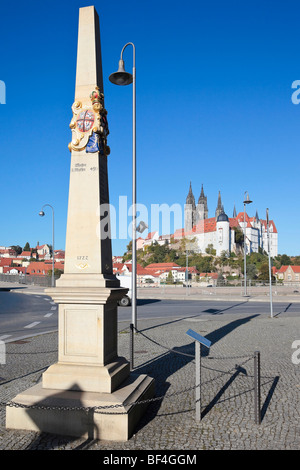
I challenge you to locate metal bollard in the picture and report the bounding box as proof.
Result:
[130,323,134,371]
[195,342,202,421]
[254,351,261,424]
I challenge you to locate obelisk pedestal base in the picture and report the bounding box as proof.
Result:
[41,284,130,394]
[42,359,130,393]
[6,373,155,441]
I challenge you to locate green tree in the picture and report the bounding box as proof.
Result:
[11,245,22,255]
[246,264,257,280]
[166,270,174,284]
[205,244,216,255]
[23,242,30,251]
[278,254,291,266]
[258,262,275,281]
[233,227,244,245]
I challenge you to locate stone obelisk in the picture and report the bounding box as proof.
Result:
[41,5,130,395]
[6,6,154,441]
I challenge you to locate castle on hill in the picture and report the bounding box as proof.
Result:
[183,183,278,257]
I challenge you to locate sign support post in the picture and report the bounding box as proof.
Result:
[186,329,211,422]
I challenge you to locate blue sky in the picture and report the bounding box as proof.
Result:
[0,0,300,256]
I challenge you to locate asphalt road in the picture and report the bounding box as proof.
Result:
[118,298,300,322]
[0,291,57,342]
[0,290,299,342]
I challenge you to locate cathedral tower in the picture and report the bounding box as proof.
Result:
[196,184,208,222]
[185,182,196,232]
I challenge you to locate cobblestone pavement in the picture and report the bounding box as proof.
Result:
[0,310,299,451]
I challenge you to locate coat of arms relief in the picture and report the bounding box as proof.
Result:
[68,86,110,155]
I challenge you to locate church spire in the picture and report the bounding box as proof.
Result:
[233,204,237,218]
[186,181,196,208]
[215,191,223,219]
[196,183,208,221]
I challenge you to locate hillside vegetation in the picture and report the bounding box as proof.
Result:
[122,239,297,280]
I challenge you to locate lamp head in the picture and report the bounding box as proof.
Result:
[109,59,133,86]
[136,221,148,234]
[243,193,252,205]
[39,211,45,217]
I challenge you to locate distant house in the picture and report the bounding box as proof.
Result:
[112,255,123,264]
[0,248,17,258]
[54,250,65,261]
[36,244,51,259]
[112,262,160,286]
[3,266,26,275]
[276,265,300,283]
[136,237,144,250]
[18,251,33,260]
[199,272,218,282]
[143,231,159,250]
[143,262,199,283]
[26,261,64,276]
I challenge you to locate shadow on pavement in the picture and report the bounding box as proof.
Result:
[137,299,162,306]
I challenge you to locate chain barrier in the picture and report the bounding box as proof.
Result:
[0,326,256,415]
[0,356,253,414]
[133,326,254,362]
[134,327,195,358]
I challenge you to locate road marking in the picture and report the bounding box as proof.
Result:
[0,335,12,340]
[50,301,56,305]
[51,306,57,310]
[44,313,53,317]
[24,322,41,329]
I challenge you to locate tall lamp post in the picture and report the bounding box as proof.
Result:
[243,191,252,296]
[39,204,55,288]
[266,208,274,318]
[109,43,136,368]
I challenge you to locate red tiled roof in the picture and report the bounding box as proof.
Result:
[236,212,250,222]
[260,219,278,233]
[146,262,180,269]
[200,272,218,279]
[177,266,199,274]
[113,262,124,270]
[0,258,13,267]
[122,263,150,275]
[229,218,240,228]
[277,265,288,273]
[236,212,252,228]
[277,265,300,274]
[26,261,64,275]
[3,266,26,273]
[172,229,185,239]
[0,248,16,255]
[145,231,157,240]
